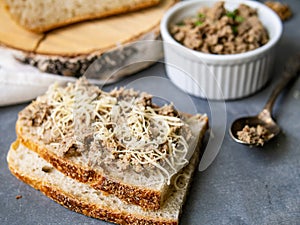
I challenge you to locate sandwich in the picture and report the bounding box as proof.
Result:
[8,78,208,224]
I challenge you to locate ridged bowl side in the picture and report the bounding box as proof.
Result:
[164,45,274,100]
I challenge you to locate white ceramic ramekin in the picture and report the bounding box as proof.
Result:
[160,0,283,100]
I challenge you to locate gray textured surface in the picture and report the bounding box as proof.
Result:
[1,0,300,224]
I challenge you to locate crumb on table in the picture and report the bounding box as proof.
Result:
[265,1,292,21]
[15,195,22,200]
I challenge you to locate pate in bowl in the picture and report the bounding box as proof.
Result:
[160,0,282,100]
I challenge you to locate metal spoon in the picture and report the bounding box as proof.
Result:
[230,54,300,146]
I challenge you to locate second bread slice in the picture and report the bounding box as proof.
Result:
[8,139,201,225]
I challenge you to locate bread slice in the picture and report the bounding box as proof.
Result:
[7,139,200,225]
[4,0,160,33]
[16,78,208,210]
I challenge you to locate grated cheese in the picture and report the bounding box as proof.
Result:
[36,79,197,185]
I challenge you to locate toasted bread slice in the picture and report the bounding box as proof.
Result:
[4,0,160,33]
[7,140,201,225]
[16,78,208,210]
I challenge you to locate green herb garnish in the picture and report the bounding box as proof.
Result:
[226,9,238,19]
[235,16,244,23]
[226,11,235,18]
[195,21,203,26]
[198,13,205,18]
[176,21,184,26]
[232,25,238,34]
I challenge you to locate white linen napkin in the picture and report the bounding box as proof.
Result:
[0,47,76,106]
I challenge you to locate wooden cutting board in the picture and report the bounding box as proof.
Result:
[0,0,176,56]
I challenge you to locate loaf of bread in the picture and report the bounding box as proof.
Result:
[4,0,160,33]
[15,78,209,210]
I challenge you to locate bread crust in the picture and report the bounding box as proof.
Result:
[17,25,161,77]
[5,0,161,33]
[16,120,162,210]
[7,159,177,225]
[16,115,208,211]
